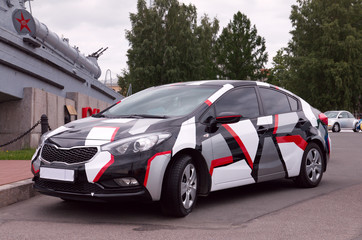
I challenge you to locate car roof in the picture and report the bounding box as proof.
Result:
[165,80,261,87]
[160,80,299,98]
[325,110,350,113]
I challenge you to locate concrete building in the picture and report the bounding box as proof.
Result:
[0,0,123,150]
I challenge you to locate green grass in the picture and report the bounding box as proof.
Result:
[0,148,36,160]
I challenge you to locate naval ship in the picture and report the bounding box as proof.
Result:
[0,0,123,150]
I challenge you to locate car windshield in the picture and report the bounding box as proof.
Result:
[324,111,339,118]
[100,85,219,118]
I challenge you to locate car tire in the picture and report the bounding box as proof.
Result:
[353,123,359,132]
[332,123,340,132]
[295,143,324,188]
[161,155,198,217]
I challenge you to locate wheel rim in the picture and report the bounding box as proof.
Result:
[180,163,197,209]
[333,124,339,132]
[305,149,322,183]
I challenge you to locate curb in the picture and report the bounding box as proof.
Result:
[0,179,38,208]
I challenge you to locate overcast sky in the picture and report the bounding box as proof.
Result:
[29,0,297,81]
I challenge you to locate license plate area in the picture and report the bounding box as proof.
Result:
[40,167,74,182]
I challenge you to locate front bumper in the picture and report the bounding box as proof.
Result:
[33,176,151,202]
[31,142,172,201]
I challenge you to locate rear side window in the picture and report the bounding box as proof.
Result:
[288,96,299,111]
[259,88,291,115]
[214,87,260,119]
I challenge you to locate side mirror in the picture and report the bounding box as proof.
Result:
[216,112,242,124]
[203,112,241,133]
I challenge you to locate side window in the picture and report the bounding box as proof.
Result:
[340,112,348,118]
[288,96,299,111]
[259,88,291,115]
[214,87,260,119]
[347,112,354,118]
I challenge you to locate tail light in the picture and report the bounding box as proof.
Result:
[318,113,328,125]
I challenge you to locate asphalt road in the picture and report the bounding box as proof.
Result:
[0,132,361,240]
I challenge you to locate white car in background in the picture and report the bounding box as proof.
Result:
[324,111,359,132]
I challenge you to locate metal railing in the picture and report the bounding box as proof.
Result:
[0,114,51,148]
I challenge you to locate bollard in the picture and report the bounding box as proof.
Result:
[40,114,49,135]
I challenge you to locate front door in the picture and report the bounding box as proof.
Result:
[200,87,267,191]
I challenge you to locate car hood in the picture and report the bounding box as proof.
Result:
[44,117,180,148]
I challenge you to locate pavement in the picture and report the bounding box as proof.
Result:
[0,160,37,208]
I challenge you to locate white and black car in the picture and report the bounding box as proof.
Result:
[32,80,331,217]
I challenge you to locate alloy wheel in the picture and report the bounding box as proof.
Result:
[305,148,322,183]
[180,163,197,209]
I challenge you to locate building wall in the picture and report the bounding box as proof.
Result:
[66,92,110,120]
[0,88,32,151]
[0,87,110,151]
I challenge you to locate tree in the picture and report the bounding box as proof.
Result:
[119,0,219,93]
[214,11,268,80]
[118,69,131,96]
[286,0,361,112]
[267,48,292,88]
[196,15,220,80]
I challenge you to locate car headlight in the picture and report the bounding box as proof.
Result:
[101,132,171,156]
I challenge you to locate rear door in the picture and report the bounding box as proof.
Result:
[346,112,356,128]
[338,112,350,128]
[257,87,305,180]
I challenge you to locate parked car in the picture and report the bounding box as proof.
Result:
[356,119,362,132]
[31,80,331,217]
[324,110,359,132]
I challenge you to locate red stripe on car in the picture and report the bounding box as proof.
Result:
[273,114,279,134]
[92,127,119,182]
[276,135,308,150]
[216,115,241,119]
[110,127,120,142]
[32,163,39,174]
[223,124,253,169]
[93,155,114,182]
[143,151,172,186]
[209,156,233,175]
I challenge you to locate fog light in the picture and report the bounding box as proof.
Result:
[114,177,139,186]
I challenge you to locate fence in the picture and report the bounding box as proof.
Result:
[0,114,50,148]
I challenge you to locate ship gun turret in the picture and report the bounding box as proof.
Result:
[89,47,108,59]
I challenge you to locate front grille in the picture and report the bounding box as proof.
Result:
[41,144,98,164]
[35,178,104,193]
